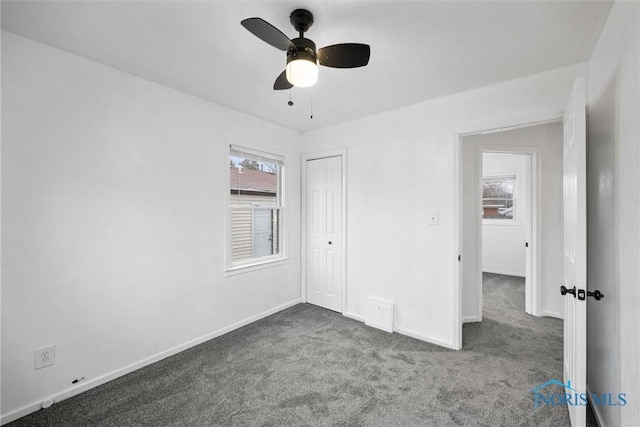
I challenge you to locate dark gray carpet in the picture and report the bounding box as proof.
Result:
[9,274,574,426]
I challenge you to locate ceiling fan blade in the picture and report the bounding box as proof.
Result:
[318,43,370,68]
[241,18,295,51]
[274,70,293,90]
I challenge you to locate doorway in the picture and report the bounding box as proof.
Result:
[458,120,565,336]
[303,151,346,313]
[481,152,532,315]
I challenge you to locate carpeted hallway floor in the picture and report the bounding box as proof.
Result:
[9,274,573,426]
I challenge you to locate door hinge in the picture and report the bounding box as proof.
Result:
[458,255,461,262]
[525,242,529,248]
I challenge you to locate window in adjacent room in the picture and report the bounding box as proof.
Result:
[228,145,284,270]
[482,174,516,220]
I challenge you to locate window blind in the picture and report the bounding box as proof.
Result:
[230,146,284,166]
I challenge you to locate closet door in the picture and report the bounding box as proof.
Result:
[306,156,342,312]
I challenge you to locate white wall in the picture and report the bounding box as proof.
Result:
[302,62,585,349]
[482,153,528,277]
[461,123,564,321]
[1,32,302,422]
[586,1,640,426]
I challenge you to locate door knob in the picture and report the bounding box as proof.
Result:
[328,241,333,245]
[561,286,604,301]
[587,290,605,301]
[560,285,576,297]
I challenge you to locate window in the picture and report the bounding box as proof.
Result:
[482,175,516,220]
[228,145,284,269]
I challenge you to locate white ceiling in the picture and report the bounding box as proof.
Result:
[1,1,612,132]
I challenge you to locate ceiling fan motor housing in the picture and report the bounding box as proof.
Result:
[287,38,317,66]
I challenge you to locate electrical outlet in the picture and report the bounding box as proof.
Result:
[34,345,55,370]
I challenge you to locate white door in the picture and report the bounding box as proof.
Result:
[306,156,343,312]
[562,77,587,426]
[252,208,272,258]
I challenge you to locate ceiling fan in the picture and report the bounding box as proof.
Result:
[241,9,370,90]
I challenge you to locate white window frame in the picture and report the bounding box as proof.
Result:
[226,144,287,274]
[482,173,519,225]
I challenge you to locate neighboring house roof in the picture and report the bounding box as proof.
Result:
[230,166,277,194]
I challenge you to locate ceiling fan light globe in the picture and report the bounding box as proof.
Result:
[285,58,318,87]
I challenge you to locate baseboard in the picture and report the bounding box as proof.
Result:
[482,269,525,277]
[394,327,458,350]
[342,311,457,350]
[586,384,604,427]
[342,311,365,322]
[540,310,563,320]
[462,316,482,324]
[0,298,301,426]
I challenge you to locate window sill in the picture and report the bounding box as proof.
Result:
[482,220,521,226]
[225,257,290,277]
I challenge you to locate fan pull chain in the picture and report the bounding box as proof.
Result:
[310,90,314,120]
[288,90,294,107]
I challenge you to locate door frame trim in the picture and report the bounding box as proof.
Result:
[301,148,348,313]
